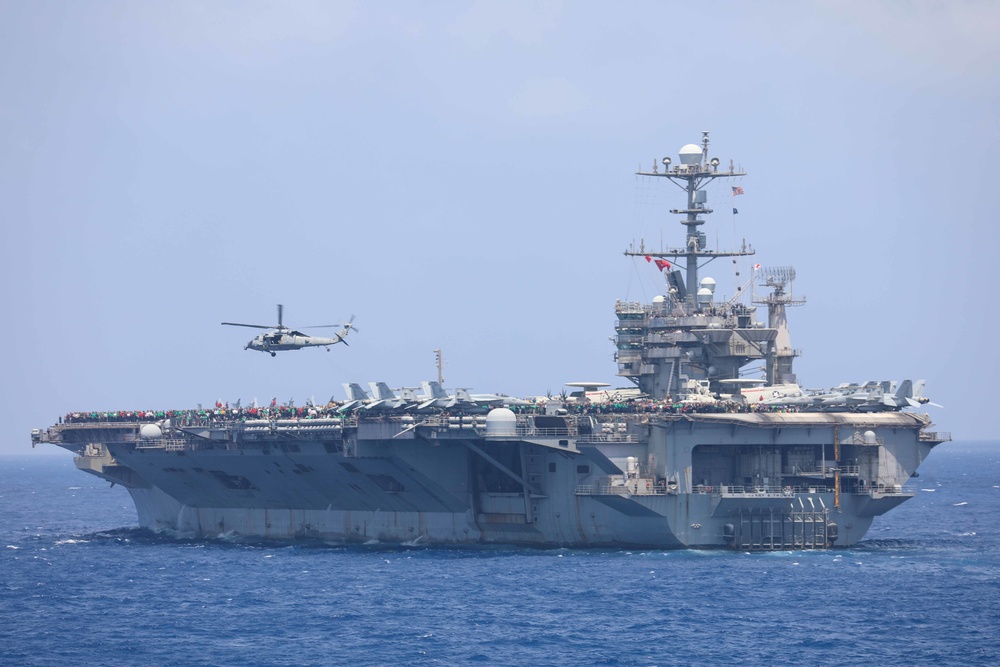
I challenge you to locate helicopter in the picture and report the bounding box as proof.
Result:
[222,304,357,356]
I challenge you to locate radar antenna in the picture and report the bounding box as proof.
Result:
[752,266,806,385]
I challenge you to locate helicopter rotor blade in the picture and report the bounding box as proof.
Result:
[222,322,274,330]
[304,315,358,332]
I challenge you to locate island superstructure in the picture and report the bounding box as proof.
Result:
[32,133,948,549]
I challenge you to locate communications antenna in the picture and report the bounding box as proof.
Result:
[434,349,445,385]
[752,266,806,385]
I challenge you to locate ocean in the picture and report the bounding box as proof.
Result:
[2,442,998,667]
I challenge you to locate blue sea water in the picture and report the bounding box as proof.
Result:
[1,443,998,667]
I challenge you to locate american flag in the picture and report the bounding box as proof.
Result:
[732,186,745,195]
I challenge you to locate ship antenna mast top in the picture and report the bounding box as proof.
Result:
[628,131,752,310]
[434,348,444,385]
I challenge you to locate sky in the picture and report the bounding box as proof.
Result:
[2,0,998,455]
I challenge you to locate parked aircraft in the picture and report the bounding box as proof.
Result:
[335,380,535,414]
[363,382,409,412]
[457,389,533,409]
[742,379,939,411]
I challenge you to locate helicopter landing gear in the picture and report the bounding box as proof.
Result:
[270,352,276,357]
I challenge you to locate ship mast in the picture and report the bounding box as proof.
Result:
[626,131,752,309]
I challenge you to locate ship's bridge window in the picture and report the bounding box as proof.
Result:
[577,465,590,474]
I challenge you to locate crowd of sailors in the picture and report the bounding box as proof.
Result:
[62,405,332,424]
[60,397,797,425]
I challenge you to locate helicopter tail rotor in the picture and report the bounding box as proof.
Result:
[333,315,357,345]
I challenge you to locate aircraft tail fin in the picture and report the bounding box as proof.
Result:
[895,379,913,400]
[906,379,938,407]
[343,382,369,401]
[369,382,396,400]
[421,381,449,400]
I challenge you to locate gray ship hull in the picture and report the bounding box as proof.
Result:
[45,410,945,549]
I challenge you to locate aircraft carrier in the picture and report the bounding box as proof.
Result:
[32,133,949,549]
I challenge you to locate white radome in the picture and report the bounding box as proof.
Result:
[485,408,517,437]
[679,144,702,165]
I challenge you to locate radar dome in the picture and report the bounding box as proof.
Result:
[697,287,713,305]
[679,144,702,165]
[652,295,666,304]
[139,424,162,439]
[485,408,517,437]
[700,277,717,294]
